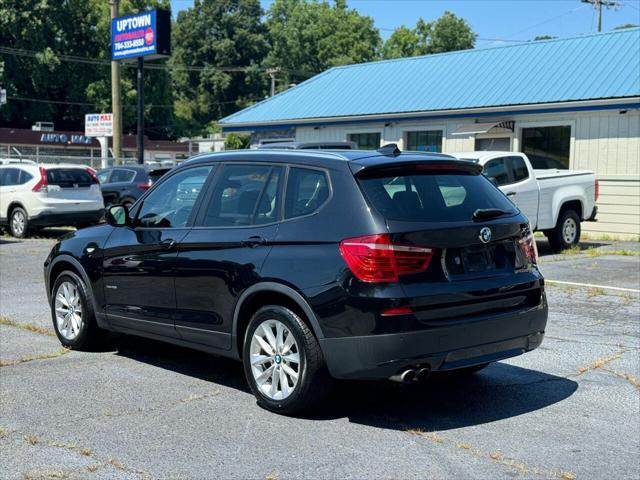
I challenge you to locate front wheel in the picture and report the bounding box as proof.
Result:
[51,271,105,350]
[547,209,581,252]
[243,306,330,415]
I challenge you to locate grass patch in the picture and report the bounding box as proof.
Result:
[560,245,582,255]
[407,428,444,444]
[559,471,577,480]
[25,435,40,445]
[586,286,606,298]
[577,350,625,375]
[0,348,69,367]
[0,316,54,337]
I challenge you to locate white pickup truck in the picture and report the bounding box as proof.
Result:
[452,151,598,252]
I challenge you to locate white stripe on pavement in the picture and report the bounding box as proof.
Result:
[545,279,640,293]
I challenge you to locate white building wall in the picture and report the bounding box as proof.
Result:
[295,109,640,238]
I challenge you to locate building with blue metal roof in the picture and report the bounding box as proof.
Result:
[220,29,640,237]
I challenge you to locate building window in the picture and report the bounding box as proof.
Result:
[521,125,571,170]
[475,137,510,151]
[405,130,443,152]
[348,133,381,150]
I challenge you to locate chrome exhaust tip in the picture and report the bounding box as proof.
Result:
[415,367,430,382]
[390,369,416,383]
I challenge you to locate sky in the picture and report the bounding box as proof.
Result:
[170,0,640,47]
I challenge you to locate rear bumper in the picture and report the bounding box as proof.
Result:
[30,209,104,227]
[319,299,548,380]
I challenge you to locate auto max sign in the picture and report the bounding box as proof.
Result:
[40,133,92,145]
[85,113,113,137]
[111,9,171,61]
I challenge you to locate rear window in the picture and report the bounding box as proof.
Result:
[358,172,518,223]
[46,168,93,187]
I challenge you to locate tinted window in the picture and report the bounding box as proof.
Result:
[46,168,93,187]
[348,133,381,150]
[475,137,510,151]
[201,165,282,227]
[148,169,170,184]
[0,168,20,186]
[483,158,510,186]
[358,172,517,223]
[405,130,443,152]
[97,170,110,183]
[511,156,529,182]
[522,125,570,170]
[284,168,329,219]
[18,170,33,185]
[137,166,212,228]
[109,168,137,183]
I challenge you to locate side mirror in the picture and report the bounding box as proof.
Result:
[105,205,131,227]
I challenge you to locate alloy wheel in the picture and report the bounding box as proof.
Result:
[54,281,83,340]
[11,210,25,236]
[250,319,300,400]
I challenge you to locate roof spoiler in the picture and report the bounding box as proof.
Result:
[353,159,483,177]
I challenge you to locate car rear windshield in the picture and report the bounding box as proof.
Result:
[46,168,93,187]
[358,171,518,222]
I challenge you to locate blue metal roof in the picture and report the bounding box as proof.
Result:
[221,28,640,128]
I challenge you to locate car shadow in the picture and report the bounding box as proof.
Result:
[114,336,578,430]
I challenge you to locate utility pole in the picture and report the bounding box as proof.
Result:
[266,67,281,96]
[109,0,123,164]
[582,0,620,32]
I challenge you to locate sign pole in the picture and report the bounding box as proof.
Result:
[137,57,144,165]
[109,0,122,165]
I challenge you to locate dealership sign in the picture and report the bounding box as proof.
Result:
[111,10,171,61]
[85,113,114,137]
[40,133,92,145]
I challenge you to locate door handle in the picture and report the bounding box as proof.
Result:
[506,191,517,197]
[159,238,177,250]
[242,236,267,248]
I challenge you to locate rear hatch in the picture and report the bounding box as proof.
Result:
[36,167,103,209]
[350,160,542,323]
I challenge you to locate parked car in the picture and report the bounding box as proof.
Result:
[0,158,37,165]
[257,141,357,150]
[97,165,171,208]
[0,163,104,238]
[453,151,598,251]
[44,145,547,414]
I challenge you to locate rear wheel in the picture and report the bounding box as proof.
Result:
[9,207,29,238]
[243,305,330,415]
[547,209,581,252]
[51,271,105,350]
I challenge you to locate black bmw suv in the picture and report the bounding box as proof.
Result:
[44,146,547,414]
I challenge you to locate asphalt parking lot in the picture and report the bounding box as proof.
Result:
[0,230,638,479]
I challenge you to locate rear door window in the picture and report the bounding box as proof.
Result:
[0,168,20,186]
[109,168,137,183]
[200,164,282,227]
[483,157,510,186]
[46,168,93,187]
[284,167,330,219]
[358,171,517,223]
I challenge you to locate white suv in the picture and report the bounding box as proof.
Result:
[0,163,104,238]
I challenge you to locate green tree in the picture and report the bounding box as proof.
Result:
[381,11,476,59]
[224,132,250,149]
[532,35,557,41]
[170,0,269,136]
[265,0,381,85]
[614,23,639,30]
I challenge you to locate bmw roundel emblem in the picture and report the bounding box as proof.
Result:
[479,227,492,244]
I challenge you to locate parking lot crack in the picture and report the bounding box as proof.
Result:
[0,348,69,367]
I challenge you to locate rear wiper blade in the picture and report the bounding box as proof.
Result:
[473,208,511,220]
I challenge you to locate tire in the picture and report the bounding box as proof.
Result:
[547,209,581,252]
[243,305,331,415]
[50,271,106,350]
[9,207,29,238]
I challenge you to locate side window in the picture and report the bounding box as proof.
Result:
[17,170,33,185]
[136,166,212,228]
[483,158,510,186]
[201,164,282,227]
[97,170,111,184]
[110,168,137,183]
[510,156,529,182]
[285,167,330,219]
[0,168,20,187]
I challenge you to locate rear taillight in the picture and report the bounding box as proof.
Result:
[32,166,48,192]
[518,232,538,265]
[136,182,151,190]
[339,234,433,282]
[595,179,600,202]
[86,168,99,184]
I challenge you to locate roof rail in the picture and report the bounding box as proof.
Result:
[377,143,401,156]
